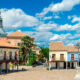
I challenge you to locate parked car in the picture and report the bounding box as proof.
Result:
[32,61,43,67]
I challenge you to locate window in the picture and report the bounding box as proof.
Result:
[71,54,74,60]
[52,54,56,60]
[60,54,64,60]
[4,51,6,60]
[9,52,12,60]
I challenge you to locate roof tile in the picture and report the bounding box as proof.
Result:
[50,42,79,52]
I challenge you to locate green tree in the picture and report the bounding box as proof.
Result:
[19,36,35,64]
[39,47,49,62]
[28,51,37,66]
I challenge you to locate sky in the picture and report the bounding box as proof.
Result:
[0,0,80,47]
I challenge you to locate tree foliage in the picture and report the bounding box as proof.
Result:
[39,47,49,62]
[19,36,35,64]
[28,51,37,66]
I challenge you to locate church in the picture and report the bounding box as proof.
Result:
[0,11,40,74]
[0,11,19,74]
[0,11,40,56]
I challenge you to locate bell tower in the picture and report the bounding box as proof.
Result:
[0,11,3,29]
[0,11,7,37]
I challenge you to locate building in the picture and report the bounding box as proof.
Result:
[49,42,79,69]
[0,11,7,37]
[0,10,40,56]
[0,30,40,55]
[0,11,19,74]
[0,40,19,74]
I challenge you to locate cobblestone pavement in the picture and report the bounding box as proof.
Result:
[74,68,80,80]
[0,67,78,80]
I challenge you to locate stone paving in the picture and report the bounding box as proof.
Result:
[0,67,79,80]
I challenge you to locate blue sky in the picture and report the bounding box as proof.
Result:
[1,0,80,47]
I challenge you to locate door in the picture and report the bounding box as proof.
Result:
[71,54,74,60]
[52,54,56,61]
[60,54,64,60]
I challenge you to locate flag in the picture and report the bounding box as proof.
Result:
[16,50,18,57]
[6,49,9,56]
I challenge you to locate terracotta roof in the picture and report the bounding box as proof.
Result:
[0,40,19,48]
[50,42,67,51]
[0,37,7,40]
[66,46,78,52]
[50,42,78,52]
[7,30,27,38]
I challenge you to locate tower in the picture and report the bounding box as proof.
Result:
[0,11,7,37]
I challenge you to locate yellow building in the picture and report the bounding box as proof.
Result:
[49,42,79,69]
[49,42,68,69]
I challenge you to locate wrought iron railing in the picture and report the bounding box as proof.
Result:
[0,55,19,61]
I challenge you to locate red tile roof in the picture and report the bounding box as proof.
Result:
[7,30,27,38]
[50,42,78,52]
[0,40,19,48]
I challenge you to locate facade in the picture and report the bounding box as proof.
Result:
[49,42,79,69]
[0,30,40,55]
[0,11,40,56]
[0,11,40,74]
[0,40,19,74]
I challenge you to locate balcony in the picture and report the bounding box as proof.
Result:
[51,58,65,62]
[0,55,19,62]
[60,58,65,61]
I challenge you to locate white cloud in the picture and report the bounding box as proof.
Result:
[50,33,80,46]
[57,24,72,31]
[67,43,74,46]
[36,4,52,17]
[71,16,80,23]
[43,16,52,20]
[35,22,80,32]
[51,0,80,12]
[1,8,39,30]
[68,16,71,19]
[57,23,80,31]
[50,33,71,41]
[54,15,60,19]
[50,34,60,40]
[24,31,53,41]
[35,23,58,31]
[69,33,80,39]
[23,31,53,46]
[37,0,80,16]
[68,15,80,23]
